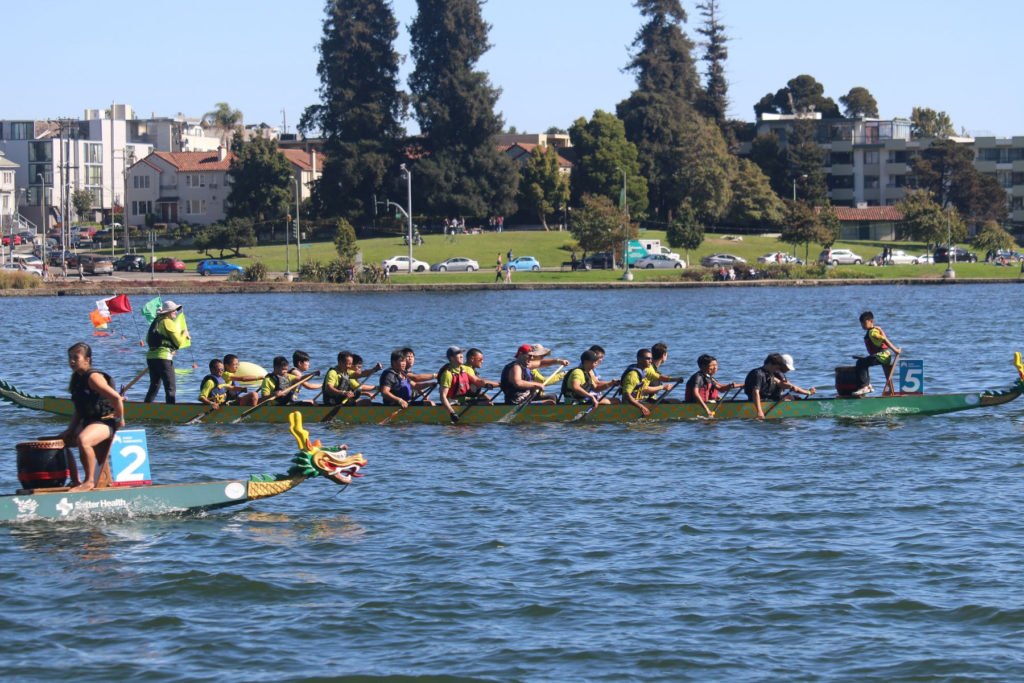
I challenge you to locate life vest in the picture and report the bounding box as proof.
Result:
[381,367,413,403]
[620,364,650,401]
[440,363,472,399]
[685,371,719,403]
[561,366,595,403]
[147,318,178,351]
[70,369,115,422]
[267,372,294,405]
[201,374,228,404]
[863,325,891,361]
[500,361,533,405]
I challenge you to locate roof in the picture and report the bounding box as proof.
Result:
[501,142,573,167]
[280,148,323,171]
[150,150,234,172]
[831,206,904,222]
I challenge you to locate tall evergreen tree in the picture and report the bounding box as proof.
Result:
[568,111,648,217]
[301,0,407,222]
[695,0,729,128]
[617,0,705,222]
[408,0,517,217]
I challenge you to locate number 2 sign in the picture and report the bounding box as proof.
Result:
[109,429,152,486]
[899,359,924,394]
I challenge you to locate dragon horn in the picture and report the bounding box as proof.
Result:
[1015,351,1024,382]
[288,411,312,451]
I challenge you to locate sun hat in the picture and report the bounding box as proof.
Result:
[781,354,795,372]
[528,344,551,357]
[156,300,182,315]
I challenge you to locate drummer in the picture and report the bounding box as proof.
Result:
[58,342,125,492]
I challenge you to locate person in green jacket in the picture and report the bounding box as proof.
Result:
[144,300,190,403]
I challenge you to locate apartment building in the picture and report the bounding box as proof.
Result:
[0,151,17,228]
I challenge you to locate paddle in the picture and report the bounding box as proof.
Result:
[762,390,793,419]
[497,367,564,425]
[710,386,743,418]
[649,380,680,407]
[570,383,621,423]
[119,367,148,397]
[882,349,901,397]
[321,388,379,423]
[378,382,436,425]
[451,387,496,423]
[230,371,319,424]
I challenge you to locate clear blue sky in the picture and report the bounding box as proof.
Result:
[7,0,1022,137]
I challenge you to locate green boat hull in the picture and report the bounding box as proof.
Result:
[3,376,1021,425]
[0,479,257,522]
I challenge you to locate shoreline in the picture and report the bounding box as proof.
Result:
[2,277,1022,297]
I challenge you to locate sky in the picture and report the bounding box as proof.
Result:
[6,0,1023,138]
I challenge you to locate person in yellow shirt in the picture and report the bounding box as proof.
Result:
[438,346,500,417]
[144,300,190,403]
[620,348,679,417]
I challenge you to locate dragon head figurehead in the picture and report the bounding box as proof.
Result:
[288,412,367,485]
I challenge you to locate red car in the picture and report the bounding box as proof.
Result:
[1,235,21,246]
[152,257,186,273]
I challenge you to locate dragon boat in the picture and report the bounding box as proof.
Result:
[3,360,1022,425]
[0,412,366,522]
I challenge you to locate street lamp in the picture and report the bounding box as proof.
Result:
[792,173,808,201]
[36,174,48,280]
[400,163,413,273]
[293,176,301,269]
[616,166,632,281]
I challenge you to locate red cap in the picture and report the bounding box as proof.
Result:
[516,344,532,356]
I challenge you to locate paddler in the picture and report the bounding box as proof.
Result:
[287,350,322,405]
[684,354,741,417]
[620,348,680,417]
[500,344,565,405]
[647,342,681,403]
[260,356,298,406]
[562,350,619,406]
[463,348,500,404]
[585,345,619,395]
[743,353,814,419]
[380,349,435,407]
[222,354,261,406]
[58,342,125,492]
[144,300,190,403]
[324,351,381,406]
[854,311,901,396]
[198,359,230,409]
[401,347,438,397]
[438,346,500,417]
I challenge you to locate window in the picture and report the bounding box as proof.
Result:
[185,174,205,188]
[830,152,852,165]
[886,150,908,163]
[133,175,151,189]
[87,188,102,206]
[29,163,52,185]
[7,122,33,140]
[864,175,880,189]
[85,143,104,164]
[28,141,52,162]
[132,200,152,215]
[863,150,880,165]
[86,165,103,185]
[186,199,206,215]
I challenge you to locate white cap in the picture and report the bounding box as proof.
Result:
[781,354,795,372]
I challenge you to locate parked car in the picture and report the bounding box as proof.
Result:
[48,249,74,267]
[913,253,934,265]
[817,249,864,265]
[582,252,615,270]
[153,257,187,273]
[91,229,113,245]
[933,246,978,263]
[381,255,429,272]
[76,254,114,276]
[503,256,541,272]
[17,231,35,243]
[197,258,244,276]
[870,249,917,265]
[114,254,147,271]
[1,263,43,278]
[701,253,747,268]
[430,257,479,272]
[757,252,804,265]
[635,253,685,269]
[1,235,21,247]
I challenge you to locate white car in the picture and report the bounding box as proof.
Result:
[381,255,429,273]
[870,249,916,265]
[655,246,683,260]
[635,254,685,269]
[913,253,935,265]
[817,249,863,265]
[431,257,479,272]
[757,252,804,264]
[2,262,43,277]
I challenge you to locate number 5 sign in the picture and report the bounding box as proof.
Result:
[899,359,924,394]
[109,429,152,486]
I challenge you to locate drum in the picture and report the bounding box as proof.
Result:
[16,440,70,489]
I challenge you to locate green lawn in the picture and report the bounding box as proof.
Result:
[138,229,1023,281]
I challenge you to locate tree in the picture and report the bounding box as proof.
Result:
[71,189,93,220]
[333,217,359,264]
[787,117,828,205]
[725,158,786,228]
[839,87,878,118]
[972,221,1017,255]
[616,0,702,222]
[818,202,841,248]
[910,107,955,139]
[569,193,636,266]
[226,135,293,222]
[663,114,734,224]
[568,111,648,216]
[781,200,830,262]
[409,0,518,217]
[203,102,243,148]
[747,132,789,198]
[301,0,407,222]
[761,75,839,117]
[666,200,704,264]
[896,190,965,247]
[695,0,729,128]
[519,144,569,230]
[194,218,257,258]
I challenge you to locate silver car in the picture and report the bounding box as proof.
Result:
[817,249,863,265]
[430,257,479,272]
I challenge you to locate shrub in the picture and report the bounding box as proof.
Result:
[0,272,43,290]
[242,260,267,282]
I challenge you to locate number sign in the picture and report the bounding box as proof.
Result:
[109,429,152,486]
[899,359,924,394]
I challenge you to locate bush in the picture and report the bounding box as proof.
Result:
[0,272,43,290]
[298,259,354,283]
[242,260,267,282]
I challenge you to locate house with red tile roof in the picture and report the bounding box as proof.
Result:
[126,147,322,226]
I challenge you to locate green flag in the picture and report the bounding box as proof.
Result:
[142,296,162,324]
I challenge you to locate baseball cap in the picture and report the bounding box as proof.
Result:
[515,344,533,357]
[446,346,466,358]
[781,354,795,372]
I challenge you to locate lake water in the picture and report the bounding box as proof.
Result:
[2,285,1024,681]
